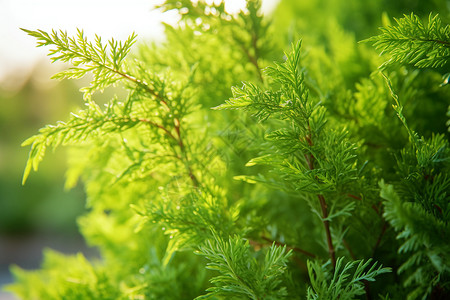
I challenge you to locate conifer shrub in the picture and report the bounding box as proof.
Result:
[5,0,450,299]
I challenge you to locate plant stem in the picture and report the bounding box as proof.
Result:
[343,238,356,260]
[304,122,336,268]
[174,121,199,187]
[317,194,336,267]
[260,236,316,258]
[138,118,177,141]
[372,221,388,257]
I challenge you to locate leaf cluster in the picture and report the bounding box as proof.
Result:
[306,257,391,300]
[195,233,291,300]
[380,182,450,299]
[367,13,450,69]
[21,28,137,96]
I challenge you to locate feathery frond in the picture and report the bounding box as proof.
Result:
[367,13,450,69]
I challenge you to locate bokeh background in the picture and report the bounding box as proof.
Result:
[0,1,278,299]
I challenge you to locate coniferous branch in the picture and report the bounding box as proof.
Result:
[232,0,269,82]
[21,28,177,113]
[158,0,270,82]
[144,183,239,258]
[7,249,120,299]
[20,29,201,186]
[20,95,182,184]
[215,41,364,268]
[306,257,391,300]
[195,232,291,299]
[373,52,450,295]
[371,39,450,296]
[21,28,138,97]
[366,13,450,69]
[21,100,135,184]
[380,181,450,299]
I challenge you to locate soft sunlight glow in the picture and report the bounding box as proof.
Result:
[0,0,278,89]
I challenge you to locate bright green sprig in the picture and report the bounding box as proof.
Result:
[21,100,130,184]
[195,233,291,300]
[306,257,391,300]
[158,0,271,81]
[20,29,201,186]
[21,28,137,97]
[146,184,239,263]
[216,41,359,196]
[7,249,119,299]
[367,13,450,69]
[215,41,309,123]
[20,93,177,184]
[381,72,421,146]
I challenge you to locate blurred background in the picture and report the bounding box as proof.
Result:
[0,1,278,299]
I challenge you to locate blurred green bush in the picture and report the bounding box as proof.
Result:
[0,69,86,235]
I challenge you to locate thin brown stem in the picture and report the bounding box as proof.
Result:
[343,238,356,260]
[108,68,171,111]
[318,194,336,267]
[372,221,388,257]
[347,193,362,201]
[260,236,316,258]
[304,122,336,268]
[364,281,372,300]
[418,38,450,46]
[174,120,199,187]
[137,118,177,141]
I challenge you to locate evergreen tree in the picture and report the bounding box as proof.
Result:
[4,0,450,299]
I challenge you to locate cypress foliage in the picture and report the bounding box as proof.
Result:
[5,0,450,299]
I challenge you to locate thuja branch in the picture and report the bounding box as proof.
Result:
[304,121,336,268]
[106,68,171,110]
[216,41,338,268]
[366,13,450,69]
[143,108,199,187]
[21,28,172,109]
[21,28,200,187]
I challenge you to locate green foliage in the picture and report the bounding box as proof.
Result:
[216,41,359,197]
[369,12,450,298]
[306,257,390,300]
[366,13,450,69]
[8,249,119,299]
[20,28,137,96]
[380,182,450,299]
[5,0,450,299]
[195,232,291,299]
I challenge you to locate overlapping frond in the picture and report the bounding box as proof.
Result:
[367,13,450,68]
